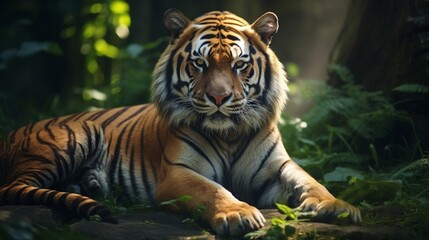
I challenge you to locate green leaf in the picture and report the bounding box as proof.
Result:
[324,167,365,182]
[160,195,192,207]
[271,217,286,227]
[89,215,102,222]
[109,1,129,14]
[244,229,267,239]
[17,41,63,57]
[337,211,350,219]
[275,203,297,220]
[393,84,429,94]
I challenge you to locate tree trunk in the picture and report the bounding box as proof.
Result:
[329,0,428,92]
[329,0,429,150]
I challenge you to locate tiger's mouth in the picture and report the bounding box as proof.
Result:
[207,111,228,119]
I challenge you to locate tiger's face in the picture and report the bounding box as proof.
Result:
[153,10,287,134]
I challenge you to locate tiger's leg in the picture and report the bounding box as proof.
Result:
[157,166,265,237]
[0,121,115,223]
[241,128,361,224]
[257,158,361,223]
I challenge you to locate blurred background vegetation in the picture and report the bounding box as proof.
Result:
[1,0,429,238]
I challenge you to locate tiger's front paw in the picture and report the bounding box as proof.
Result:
[297,197,361,223]
[316,198,361,223]
[210,201,265,236]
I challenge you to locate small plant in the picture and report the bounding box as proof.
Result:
[245,203,299,239]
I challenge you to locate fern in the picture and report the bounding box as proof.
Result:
[329,64,354,83]
[393,84,429,94]
[391,156,429,179]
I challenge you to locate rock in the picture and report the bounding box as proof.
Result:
[70,212,212,240]
[0,205,71,228]
[0,205,411,239]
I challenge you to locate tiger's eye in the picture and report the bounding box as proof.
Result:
[235,60,244,68]
[196,58,205,66]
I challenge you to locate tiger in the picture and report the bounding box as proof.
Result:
[0,9,361,236]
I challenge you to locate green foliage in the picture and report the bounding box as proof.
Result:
[160,195,193,211]
[393,84,429,94]
[0,0,165,138]
[279,65,428,238]
[245,204,298,240]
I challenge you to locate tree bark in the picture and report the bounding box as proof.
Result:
[329,0,429,94]
[328,0,429,150]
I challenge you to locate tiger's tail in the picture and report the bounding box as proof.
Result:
[0,183,117,223]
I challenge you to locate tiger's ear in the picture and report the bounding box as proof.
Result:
[164,9,191,42]
[251,12,279,45]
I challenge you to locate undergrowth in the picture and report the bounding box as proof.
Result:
[273,64,429,239]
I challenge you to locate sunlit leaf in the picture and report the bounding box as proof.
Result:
[89,3,103,13]
[285,62,300,78]
[109,1,129,14]
[337,211,350,219]
[94,39,119,58]
[86,59,98,74]
[118,14,131,26]
[271,217,286,227]
[82,88,107,101]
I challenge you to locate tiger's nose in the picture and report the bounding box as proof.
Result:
[207,92,232,106]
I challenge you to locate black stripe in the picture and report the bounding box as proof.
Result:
[193,127,228,171]
[39,189,49,202]
[101,107,129,128]
[173,54,189,91]
[25,172,45,186]
[108,127,128,187]
[45,168,58,183]
[173,131,218,182]
[250,135,280,183]
[64,124,77,174]
[117,157,127,197]
[231,136,254,168]
[254,177,277,205]
[78,201,98,217]
[261,51,272,105]
[57,192,69,205]
[24,188,38,204]
[82,122,93,155]
[59,113,82,125]
[139,118,155,203]
[117,105,149,127]
[70,196,82,211]
[200,33,217,39]
[129,148,140,198]
[45,190,57,204]
[44,117,59,129]
[71,111,90,121]
[13,185,27,203]
[89,204,107,215]
[21,153,53,165]
[166,48,179,99]
[86,109,109,121]
[163,155,198,173]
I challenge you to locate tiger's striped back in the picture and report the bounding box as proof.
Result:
[0,104,168,221]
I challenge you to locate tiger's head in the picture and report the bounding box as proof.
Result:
[152,10,287,134]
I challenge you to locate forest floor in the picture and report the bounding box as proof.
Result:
[0,205,413,240]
